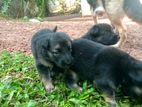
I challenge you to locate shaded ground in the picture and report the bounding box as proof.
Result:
[0,16,142,59]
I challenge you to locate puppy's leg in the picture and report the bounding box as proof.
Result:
[90,8,98,24]
[65,70,82,92]
[36,63,54,92]
[93,80,117,107]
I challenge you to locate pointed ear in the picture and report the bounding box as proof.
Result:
[89,26,99,36]
[53,26,57,32]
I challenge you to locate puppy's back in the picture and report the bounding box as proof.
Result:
[71,38,105,80]
[72,38,105,56]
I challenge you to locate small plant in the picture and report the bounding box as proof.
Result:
[1,0,11,14]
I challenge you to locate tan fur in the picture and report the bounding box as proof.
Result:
[40,74,54,91]
[90,0,142,47]
[39,58,53,68]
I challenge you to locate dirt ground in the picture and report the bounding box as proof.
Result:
[0,16,142,60]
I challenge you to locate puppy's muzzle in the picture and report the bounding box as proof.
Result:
[63,56,74,68]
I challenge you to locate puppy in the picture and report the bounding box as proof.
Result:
[31,26,73,92]
[82,23,119,45]
[68,38,142,106]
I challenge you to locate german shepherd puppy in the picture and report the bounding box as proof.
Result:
[82,23,119,45]
[31,26,73,92]
[68,38,142,106]
[87,0,142,47]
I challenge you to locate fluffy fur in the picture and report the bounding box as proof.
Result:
[31,26,73,92]
[68,38,142,106]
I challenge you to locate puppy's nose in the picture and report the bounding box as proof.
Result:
[65,56,74,66]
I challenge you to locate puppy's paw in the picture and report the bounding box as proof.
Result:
[41,75,54,92]
[69,83,82,92]
[74,85,83,92]
[105,97,117,107]
[45,83,54,92]
[109,101,116,107]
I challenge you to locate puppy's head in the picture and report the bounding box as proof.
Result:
[85,23,119,45]
[45,32,73,68]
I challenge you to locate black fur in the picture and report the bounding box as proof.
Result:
[31,26,73,92]
[68,38,142,106]
[82,23,119,45]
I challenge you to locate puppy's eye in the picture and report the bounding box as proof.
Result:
[52,51,59,55]
[52,49,61,55]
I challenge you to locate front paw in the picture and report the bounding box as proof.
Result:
[41,75,54,92]
[68,83,82,92]
[45,83,54,92]
[105,97,117,107]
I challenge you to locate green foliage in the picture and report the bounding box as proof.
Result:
[57,0,81,15]
[1,0,11,14]
[0,0,51,18]
[35,0,48,17]
[0,51,142,107]
[0,0,80,18]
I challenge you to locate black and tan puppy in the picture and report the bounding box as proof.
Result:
[68,38,142,106]
[82,23,119,45]
[31,26,73,92]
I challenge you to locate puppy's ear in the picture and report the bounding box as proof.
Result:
[53,26,57,32]
[89,26,99,36]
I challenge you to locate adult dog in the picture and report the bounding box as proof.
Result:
[82,23,119,45]
[67,38,142,106]
[87,0,142,47]
[31,26,73,92]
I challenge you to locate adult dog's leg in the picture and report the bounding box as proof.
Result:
[36,63,54,92]
[93,15,98,24]
[65,70,82,91]
[104,1,127,47]
[111,19,127,47]
[90,6,98,24]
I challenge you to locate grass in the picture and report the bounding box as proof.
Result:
[0,50,142,107]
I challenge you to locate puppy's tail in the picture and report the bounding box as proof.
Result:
[53,26,57,32]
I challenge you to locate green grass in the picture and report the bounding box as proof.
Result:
[0,51,142,107]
